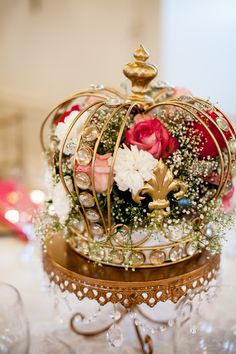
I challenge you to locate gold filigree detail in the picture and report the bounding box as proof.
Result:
[43,235,220,307]
[132,159,187,222]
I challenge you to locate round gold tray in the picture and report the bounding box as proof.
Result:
[43,234,220,308]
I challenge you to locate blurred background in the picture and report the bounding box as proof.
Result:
[0,0,236,236]
[0,3,236,353]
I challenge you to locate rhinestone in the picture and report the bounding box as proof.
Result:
[90,246,105,262]
[106,98,122,106]
[107,324,123,349]
[150,250,165,265]
[91,223,104,236]
[109,310,121,321]
[69,219,85,233]
[76,172,90,189]
[186,241,198,256]
[82,126,99,142]
[76,147,92,166]
[216,117,229,131]
[92,233,106,243]
[79,192,95,207]
[77,240,89,254]
[129,252,145,266]
[93,235,106,243]
[229,138,236,154]
[50,138,58,153]
[109,250,124,265]
[232,161,236,176]
[90,84,104,90]
[169,246,182,262]
[112,225,129,244]
[205,226,214,238]
[86,209,100,222]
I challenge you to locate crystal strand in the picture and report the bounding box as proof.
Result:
[128,308,175,334]
[107,304,123,349]
[79,304,101,325]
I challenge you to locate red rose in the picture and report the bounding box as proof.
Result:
[125,117,179,159]
[54,105,81,126]
[192,111,231,158]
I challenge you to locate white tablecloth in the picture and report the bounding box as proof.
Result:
[0,225,236,353]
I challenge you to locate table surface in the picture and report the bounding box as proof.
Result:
[0,226,236,353]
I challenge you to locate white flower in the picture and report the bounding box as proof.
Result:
[55,110,89,155]
[52,181,72,224]
[113,145,157,194]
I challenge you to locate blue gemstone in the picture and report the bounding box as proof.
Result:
[178,198,190,207]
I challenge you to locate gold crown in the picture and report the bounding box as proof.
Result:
[40,46,236,268]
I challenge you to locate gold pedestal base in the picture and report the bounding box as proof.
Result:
[43,235,220,353]
[43,235,220,308]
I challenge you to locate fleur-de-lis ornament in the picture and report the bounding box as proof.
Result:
[132,159,188,223]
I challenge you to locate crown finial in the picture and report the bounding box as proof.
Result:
[133,44,149,61]
[123,45,158,104]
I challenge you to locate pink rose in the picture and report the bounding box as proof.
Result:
[76,153,112,193]
[173,86,192,98]
[125,117,179,159]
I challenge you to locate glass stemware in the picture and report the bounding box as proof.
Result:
[175,284,236,353]
[0,282,29,354]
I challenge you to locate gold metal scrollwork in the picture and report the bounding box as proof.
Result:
[132,159,188,222]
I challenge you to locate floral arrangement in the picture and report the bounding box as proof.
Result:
[36,47,235,268]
